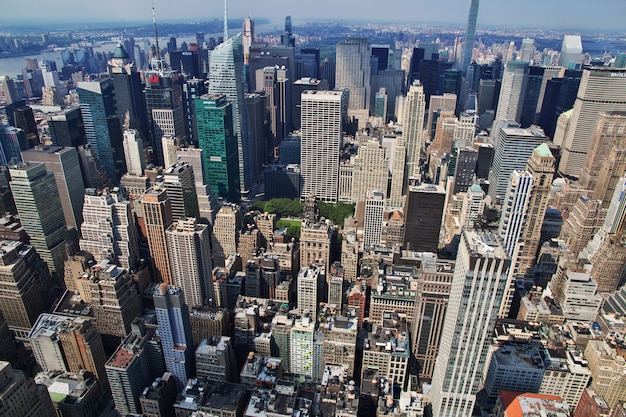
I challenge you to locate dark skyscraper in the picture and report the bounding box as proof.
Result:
[461,0,480,73]
[182,78,207,146]
[403,181,446,252]
[519,66,545,128]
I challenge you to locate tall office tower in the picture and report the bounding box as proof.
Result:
[363,190,385,249]
[242,17,254,65]
[0,241,47,340]
[108,43,148,141]
[159,161,199,220]
[559,35,583,69]
[141,187,173,283]
[106,319,165,415]
[28,313,108,392]
[335,37,371,111]
[515,143,556,278]
[14,105,40,147]
[21,145,85,231]
[579,175,626,292]
[519,66,546,127]
[0,75,19,104]
[9,163,69,280]
[300,221,333,274]
[594,114,626,208]
[182,79,207,146]
[488,125,547,202]
[403,181,445,252]
[161,135,181,169]
[461,0,479,72]
[351,140,388,204]
[461,184,486,228]
[122,129,145,176]
[579,111,626,192]
[520,38,535,62]
[77,78,123,182]
[559,68,626,179]
[144,65,185,167]
[497,170,532,318]
[538,69,582,138]
[370,69,405,121]
[430,230,510,417]
[0,362,56,417]
[412,256,454,382]
[388,136,407,209]
[79,188,139,270]
[195,94,240,201]
[549,263,602,321]
[212,204,241,268]
[559,195,606,255]
[154,285,195,390]
[426,94,458,140]
[176,147,219,223]
[47,106,86,148]
[87,261,141,338]
[534,66,563,116]
[402,82,427,181]
[209,34,254,193]
[300,90,345,202]
[492,61,529,129]
[452,147,478,194]
[166,218,213,307]
[0,125,27,164]
[297,266,320,320]
[290,313,315,378]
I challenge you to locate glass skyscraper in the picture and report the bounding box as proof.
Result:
[209,34,254,194]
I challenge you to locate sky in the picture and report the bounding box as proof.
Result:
[1,0,625,32]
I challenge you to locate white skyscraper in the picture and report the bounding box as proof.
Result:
[297,266,320,321]
[300,90,346,202]
[209,33,254,192]
[351,140,388,204]
[402,82,426,181]
[488,124,547,202]
[497,170,533,318]
[363,189,385,249]
[123,129,145,176]
[461,183,486,228]
[335,37,371,111]
[166,218,214,308]
[558,67,626,179]
[430,230,510,417]
[290,314,314,378]
[493,61,529,129]
[79,188,140,270]
[558,35,583,69]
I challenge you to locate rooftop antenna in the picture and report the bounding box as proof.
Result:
[224,0,228,42]
[152,0,161,69]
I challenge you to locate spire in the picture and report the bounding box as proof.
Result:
[224,0,228,42]
[152,0,162,69]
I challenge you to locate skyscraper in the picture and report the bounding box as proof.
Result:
[154,284,195,390]
[144,67,185,167]
[21,145,85,231]
[297,266,320,321]
[77,78,124,182]
[559,35,583,69]
[79,188,140,270]
[402,82,427,181]
[300,90,346,202]
[122,129,146,176]
[47,106,86,148]
[461,0,479,73]
[430,230,510,417]
[211,204,241,268]
[403,181,445,252]
[141,187,173,284]
[158,161,199,220]
[351,140,388,204]
[488,124,547,202]
[558,68,626,179]
[108,43,148,141]
[209,33,254,193]
[9,163,69,280]
[0,362,56,417]
[166,218,214,308]
[194,94,240,201]
[493,61,530,129]
[363,189,385,249]
[335,37,371,111]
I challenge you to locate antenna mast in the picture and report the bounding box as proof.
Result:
[224,0,228,42]
[152,0,161,67]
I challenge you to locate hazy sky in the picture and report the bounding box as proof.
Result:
[2,0,625,32]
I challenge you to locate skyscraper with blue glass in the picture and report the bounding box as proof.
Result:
[461,0,480,74]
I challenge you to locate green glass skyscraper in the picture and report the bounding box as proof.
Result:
[194,94,240,202]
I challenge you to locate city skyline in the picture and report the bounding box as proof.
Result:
[0,0,625,32]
